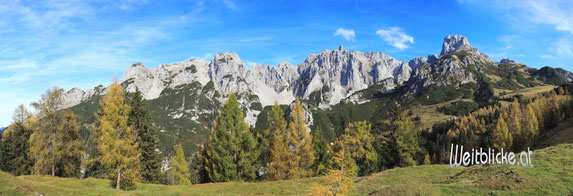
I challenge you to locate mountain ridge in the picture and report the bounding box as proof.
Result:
[59,35,573,155]
[62,35,494,110]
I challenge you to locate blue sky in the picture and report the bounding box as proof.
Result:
[1,0,573,126]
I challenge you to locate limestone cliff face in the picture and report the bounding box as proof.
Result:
[61,35,518,126]
[61,44,415,124]
[293,45,411,107]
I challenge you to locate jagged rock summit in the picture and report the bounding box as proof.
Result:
[404,35,494,95]
[441,35,471,55]
[500,58,515,64]
[60,34,498,123]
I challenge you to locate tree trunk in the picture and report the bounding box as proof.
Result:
[116,169,121,190]
[52,130,56,176]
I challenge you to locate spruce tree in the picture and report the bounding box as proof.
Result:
[1,105,33,175]
[312,129,332,176]
[287,99,314,178]
[96,82,141,190]
[392,112,419,167]
[341,121,377,176]
[128,89,162,184]
[190,143,210,183]
[172,143,191,185]
[206,92,259,182]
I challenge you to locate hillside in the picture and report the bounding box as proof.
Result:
[1,143,571,195]
[58,35,573,157]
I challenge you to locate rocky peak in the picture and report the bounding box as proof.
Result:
[337,45,345,51]
[123,63,152,81]
[427,54,439,64]
[441,35,471,55]
[210,52,246,80]
[278,61,293,69]
[499,58,515,64]
[294,46,411,106]
[408,56,427,69]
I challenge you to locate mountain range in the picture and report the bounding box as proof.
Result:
[60,35,573,156]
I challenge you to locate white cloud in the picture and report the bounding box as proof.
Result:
[459,0,573,35]
[516,1,573,35]
[333,28,355,41]
[376,27,414,50]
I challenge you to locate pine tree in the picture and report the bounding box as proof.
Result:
[288,99,314,179]
[491,116,512,151]
[392,112,419,167]
[312,129,332,176]
[172,143,191,185]
[96,82,141,190]
[341,121,377,176]
[1,105,33,175]
[128,89,162,184]
[206,92,259,182]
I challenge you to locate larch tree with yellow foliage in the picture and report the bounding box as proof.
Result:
[29,87,83,177]
[508,101,522,151]
[341,121,377,176]
[29,87,64,176]
[491,116,512,151]
[266,103,295,181]
[311,141,357,196]
[287,99,314,179]
[521,104,539,149]
[96,82,141,190]
[172,143,191,185]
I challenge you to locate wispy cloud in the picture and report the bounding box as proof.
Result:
[553,38,573,56]
[498,35,518,49]
[333,28,355,41]
[376,27,414,50]
[459,0,573,67]
[220,0,239,10]
[0,0,202,125]
[510,0,573,35]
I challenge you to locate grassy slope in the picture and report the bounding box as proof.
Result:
[537,117,573,149]
[1,143,572,195]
